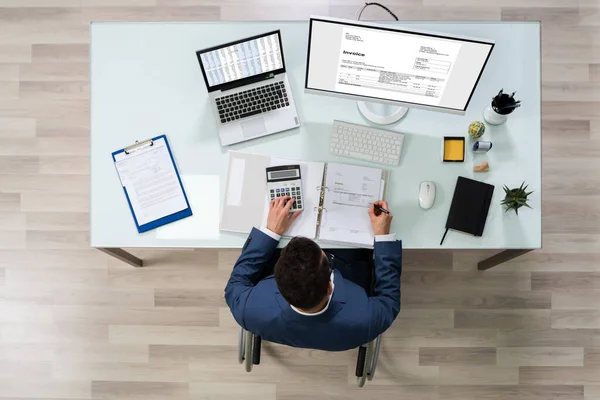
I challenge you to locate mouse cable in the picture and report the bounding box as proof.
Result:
[355,2,399,21]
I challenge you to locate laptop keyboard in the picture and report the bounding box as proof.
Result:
[216,81,290,124]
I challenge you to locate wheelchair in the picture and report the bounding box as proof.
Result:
[236,249,383,387]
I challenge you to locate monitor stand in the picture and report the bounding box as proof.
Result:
[357,101,408,125]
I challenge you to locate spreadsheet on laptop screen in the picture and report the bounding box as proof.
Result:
[200,33,283,87]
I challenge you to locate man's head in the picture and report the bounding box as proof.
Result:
[274,237,332,311]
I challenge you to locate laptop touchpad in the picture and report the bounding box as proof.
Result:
[241,117,267,138]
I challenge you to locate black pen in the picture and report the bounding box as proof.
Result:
[374,204,390,215]
[498,103,521,112]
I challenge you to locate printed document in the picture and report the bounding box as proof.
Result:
[335,26,462,106]
[114,137,188,226]
[318,163,383,247]
[156,175,219,240]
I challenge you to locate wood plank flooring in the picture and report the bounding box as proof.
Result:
[0,1,599,399]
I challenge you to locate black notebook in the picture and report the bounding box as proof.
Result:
[441,176,494,244]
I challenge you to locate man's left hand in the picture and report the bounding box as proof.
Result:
[266,196,302,236]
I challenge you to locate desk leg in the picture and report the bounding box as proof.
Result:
[98,247,143,268]
[477,249,532,271]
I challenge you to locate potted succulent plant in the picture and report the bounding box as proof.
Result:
[501,182,533,215]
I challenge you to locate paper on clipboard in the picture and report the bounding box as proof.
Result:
[114,137,188,226]
[156,175,219,240]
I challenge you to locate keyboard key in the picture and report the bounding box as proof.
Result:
[220,118,226,123]
[240,109,262,119]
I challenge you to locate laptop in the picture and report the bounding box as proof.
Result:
[196,30,300,146]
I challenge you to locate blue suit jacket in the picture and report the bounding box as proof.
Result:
[224,228,402,352]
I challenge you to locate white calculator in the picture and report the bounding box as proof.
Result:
[266,165,304,212]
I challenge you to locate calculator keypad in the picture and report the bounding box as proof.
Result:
[269,186,303,212]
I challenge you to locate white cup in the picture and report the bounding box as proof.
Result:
[484,105,508,125]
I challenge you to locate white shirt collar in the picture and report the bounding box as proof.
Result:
[290,272,335,316]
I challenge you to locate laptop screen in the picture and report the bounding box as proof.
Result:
[197,31,285,91]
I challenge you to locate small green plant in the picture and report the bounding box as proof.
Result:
[501,182,533,215]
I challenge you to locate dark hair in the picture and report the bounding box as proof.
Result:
[274,237,330,310]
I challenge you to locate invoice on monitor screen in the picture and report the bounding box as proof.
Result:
[306,19,494,112]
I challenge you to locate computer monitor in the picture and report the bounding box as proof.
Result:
[305,17,495,122]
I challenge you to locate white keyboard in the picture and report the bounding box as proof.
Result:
[329,120,404,166]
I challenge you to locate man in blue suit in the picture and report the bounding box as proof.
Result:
[225,196,402,352]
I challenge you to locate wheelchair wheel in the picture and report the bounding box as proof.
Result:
[367,336,382,381]
[244,331,253,372]
[238,327,245,364]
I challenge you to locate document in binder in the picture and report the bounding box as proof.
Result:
[221,151,389,248]
[112,135,192,233]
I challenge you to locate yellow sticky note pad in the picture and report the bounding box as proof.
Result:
[443,137,465,162]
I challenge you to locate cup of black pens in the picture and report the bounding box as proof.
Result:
[484,89,521,125]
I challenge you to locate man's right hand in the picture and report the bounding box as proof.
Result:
[266,196,302,236]
[368,200,393,236]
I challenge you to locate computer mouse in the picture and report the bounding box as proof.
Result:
[419,181,436,209]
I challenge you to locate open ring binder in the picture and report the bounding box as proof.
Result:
[220,151,389,248]
[314,185,329,229]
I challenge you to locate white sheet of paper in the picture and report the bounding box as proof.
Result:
[156,175,220,240]
[318,162,383,247]
[260,158,325,239]
[114,137,188,227]
[226,158,245,207]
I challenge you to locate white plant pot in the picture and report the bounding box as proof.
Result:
[484,105,509,125]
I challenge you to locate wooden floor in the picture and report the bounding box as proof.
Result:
[1,1,599,399]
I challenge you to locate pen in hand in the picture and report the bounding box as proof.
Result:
[374,204,390,215]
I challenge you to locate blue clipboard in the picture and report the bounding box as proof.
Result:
[111,134,192,234]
